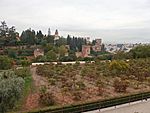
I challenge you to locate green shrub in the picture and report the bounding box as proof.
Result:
[48,78,56,85]
[0,71,25,113]
[0,55,12,70]
[14,67,31,78]
[20,60,31,66]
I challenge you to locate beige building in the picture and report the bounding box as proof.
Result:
[34,48,44,58]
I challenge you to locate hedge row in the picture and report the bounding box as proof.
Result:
[28,91,150,113]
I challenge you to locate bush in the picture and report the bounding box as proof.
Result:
[14,67,31,78]
[0,71,25,113]
[72,91,82,101]
[59,56,75,62]
[0,55,12,70]
[39,86,55,106]
[83,57,94,61]
[20,60,31,66]
[109,60,129,75]
[39,92,55,106]
[129,45,150,59]
[76,81,85,90]
[7,49,17,58]
[48,78,56,85]
[113,77,129,93]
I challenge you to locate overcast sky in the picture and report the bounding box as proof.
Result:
[0,0,150,43]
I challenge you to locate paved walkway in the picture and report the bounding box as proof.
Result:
[84,99,150,113]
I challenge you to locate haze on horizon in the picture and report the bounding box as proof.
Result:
[0,0,150,43]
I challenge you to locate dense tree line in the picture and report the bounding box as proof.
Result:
[67,35,87,52]
[0,21,18,47]
[20,29,36,45]
[112,45,150,60]
[129,45,150,58]
[0,21,59,46]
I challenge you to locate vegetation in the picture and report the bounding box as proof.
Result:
[113,77,129,92]
[11,77,33,112]
[39,86,55,106]
[112,45,150,60]
[14,67,31,78]
[0,55,12,70]
[0,21,17,47]
[0,20,150,113]
[67,35,87,52]
[0,55,32,112]
[0,71,25,113]
[26,92,150,113]
[129,45,150,58]
[36,58,150,107]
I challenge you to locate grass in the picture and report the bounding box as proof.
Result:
[10,76,33,112]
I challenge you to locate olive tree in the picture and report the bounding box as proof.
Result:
[0,71,25,113]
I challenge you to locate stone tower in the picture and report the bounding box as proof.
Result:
[55,29,59,36]
[48,28,51,36]
[54,29,60,40]
[82,45,91,57]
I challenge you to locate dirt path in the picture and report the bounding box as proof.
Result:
[23,67,49,111]
[24,93,40,110]
[31,67,49,88]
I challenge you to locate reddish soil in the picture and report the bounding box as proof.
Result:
[24,93,40,111]
[22,66,150,112]
[23,67,45,111]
